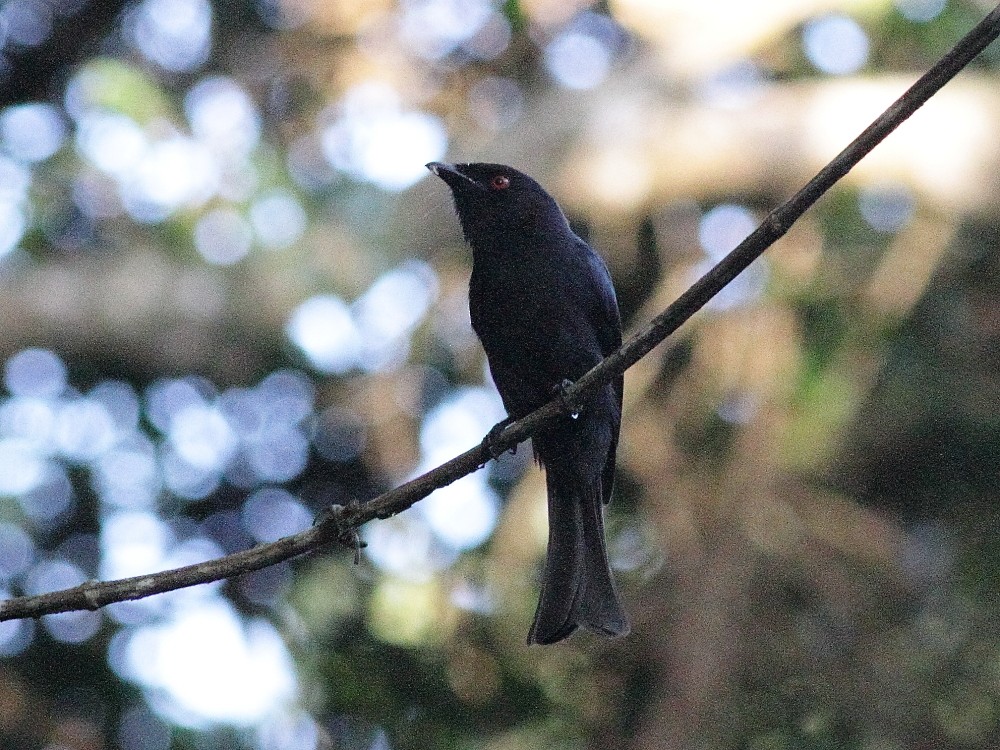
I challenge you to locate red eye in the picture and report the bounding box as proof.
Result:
[490,175,510,190]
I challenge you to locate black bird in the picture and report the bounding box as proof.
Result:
[427,161,629,645]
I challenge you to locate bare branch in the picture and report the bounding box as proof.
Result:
[2,4,999,622]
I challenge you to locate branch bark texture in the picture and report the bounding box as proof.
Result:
[3,4,999,622]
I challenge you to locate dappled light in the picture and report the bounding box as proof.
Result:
[0,1,997,749]
[113,599,298,727]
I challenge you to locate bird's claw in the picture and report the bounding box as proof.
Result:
[553,378,582,418]
[339,527,367,565]
[482,417,515,460]
[315,502,367,565]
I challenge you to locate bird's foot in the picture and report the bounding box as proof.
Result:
[553,378,582,419]
[482,417,515,460]
[315,502,368,564]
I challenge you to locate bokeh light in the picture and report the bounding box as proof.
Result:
[194,208,253,265]
[19,465,74,524]
[168,403,237,471]
[124,137,219,222]
[286,295,363,375]
[0,438,46,495]
[0,396,55,445]
[42,608,103,643]
[288,262,439,374]
[895,0,947,23]
[69,65,256,231]
[93,436,161,509]
[859,184,916,233]
[242,488,312,544]
[101,511,172,581]
[368,577,444,646]
[415,388,504,550]
[146,377,212,433]
[353,260,439,371]
[698,203,757,260]
[23,559,103,642]
[185,77,261,159]
[0,154,30,258]
[364,515,453,581]
[319,83,448,191]
[128,0,212,73]
[545,31,612,90]
[398,0,495,60]
[118,600,297,727]
[0,0,53,47]
[55,397,118,461]
[0,610,34,656]
[544,12,627,90]
[75,112,149,178]
[0,522,35,580]
[0,103,66,162]
[4,347,67,397]
[420,476,499,551]
[250,192,307,250]
[696,204,767,309]
[803,14,870,76]
[0,347,332,674]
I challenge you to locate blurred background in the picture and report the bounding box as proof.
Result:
[0,0,997,748]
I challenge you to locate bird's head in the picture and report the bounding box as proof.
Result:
[426,162,569,248]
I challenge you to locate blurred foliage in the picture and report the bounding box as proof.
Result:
[0,1,997,750]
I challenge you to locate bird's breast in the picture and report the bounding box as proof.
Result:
[468,250,603,389]
[469,252,563,333]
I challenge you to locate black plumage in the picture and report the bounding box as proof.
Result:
[427,161,629,645]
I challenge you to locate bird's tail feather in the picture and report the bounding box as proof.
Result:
[527,468,630,645]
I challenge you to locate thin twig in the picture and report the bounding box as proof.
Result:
[2,4,999,622]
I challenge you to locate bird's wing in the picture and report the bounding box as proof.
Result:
[576,239,621,357]
[574,239,623,505]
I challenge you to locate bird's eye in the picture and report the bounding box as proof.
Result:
[490,175,510,190]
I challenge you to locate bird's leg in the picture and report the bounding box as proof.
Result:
[553,378,583,419]
[482,417,515,459]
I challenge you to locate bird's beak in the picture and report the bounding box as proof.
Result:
[426,162,481,191]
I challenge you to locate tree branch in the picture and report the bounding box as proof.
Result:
[3,4,999,622]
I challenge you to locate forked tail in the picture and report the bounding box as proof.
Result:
[527,468,630,645]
